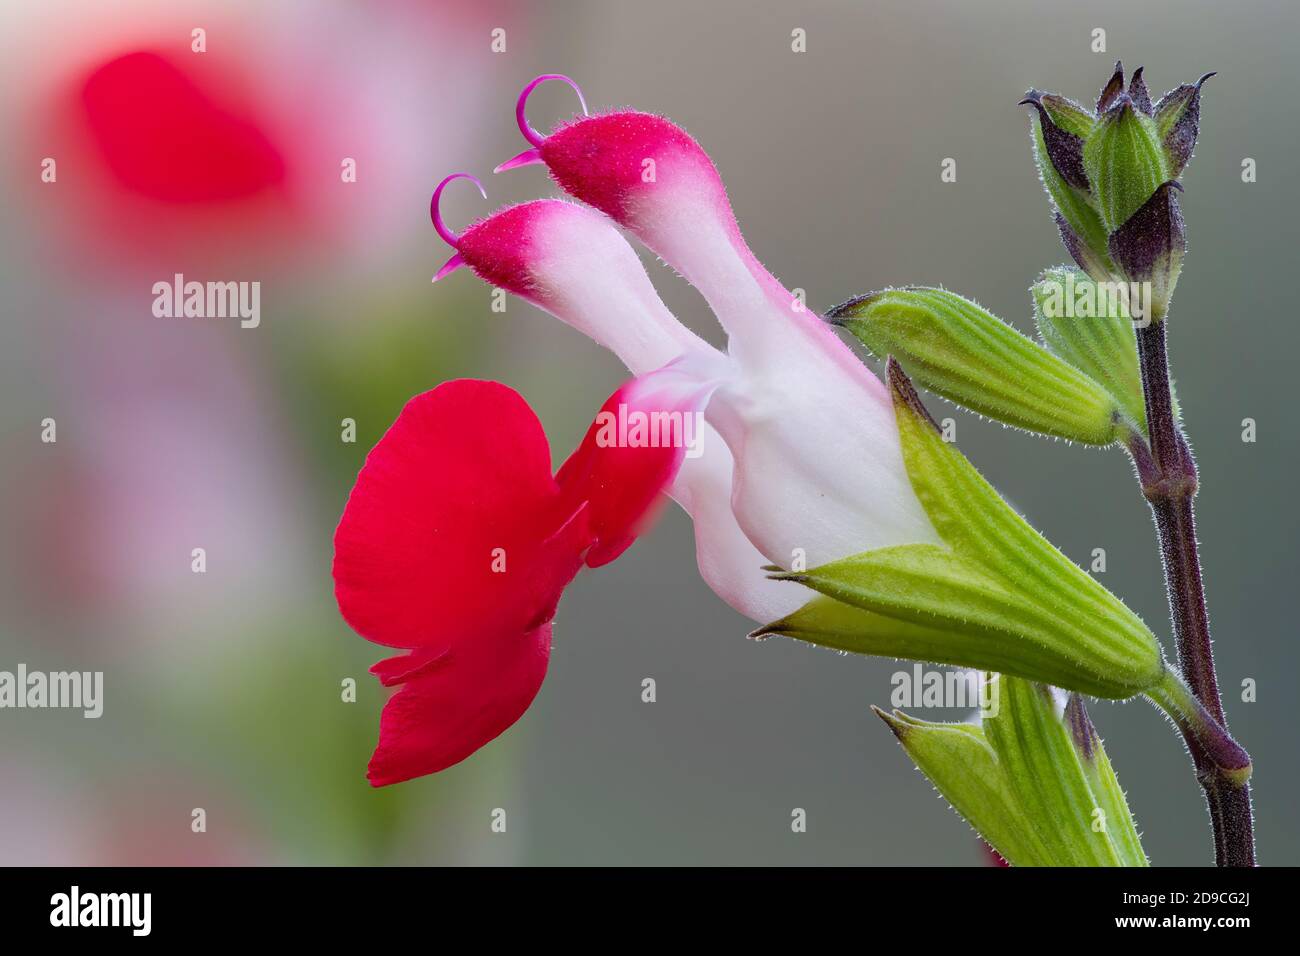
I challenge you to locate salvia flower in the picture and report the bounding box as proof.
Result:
[1022,62,1210,319]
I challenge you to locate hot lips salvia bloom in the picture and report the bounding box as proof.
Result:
[336,75,1170,786]
[335,76,941,784]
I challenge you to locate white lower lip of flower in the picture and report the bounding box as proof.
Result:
[670,423,811,622]
[706,371,942,571]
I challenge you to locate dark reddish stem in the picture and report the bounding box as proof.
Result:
[1131,319,1255,867]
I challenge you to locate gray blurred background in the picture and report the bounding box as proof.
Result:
[1,0,1295,865]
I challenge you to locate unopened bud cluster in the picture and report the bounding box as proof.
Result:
[1021,62,1211,321]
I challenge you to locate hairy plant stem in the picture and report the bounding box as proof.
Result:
[1130,318,1255,867]
[1146,671,1250,785]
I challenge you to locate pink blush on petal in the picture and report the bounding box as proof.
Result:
[455,201,555,297]
[541,111,720,224]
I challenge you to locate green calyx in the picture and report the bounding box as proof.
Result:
[875,705,1052,867]
[1084,96,1169,234]
[759,360,1165,700]
[876,675,1146,866]
[828,287,1125,444]
[1032,266,1148,431]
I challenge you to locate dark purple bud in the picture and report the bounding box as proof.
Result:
[1020,91,1090,191]
[1108,181,1185,277]
[1108,181,1186,320]
[1154,72,1215,177]
[1096,60,1125,113]
[1128,66,1153,116]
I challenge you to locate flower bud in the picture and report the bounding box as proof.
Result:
[1024,63,1212,300]
[1084,94,1169,234]
[873,705,1052,867]
[874,675,1147,867]
[1031,266,1147,429]
[1107,182,1187,321]
[829,287,1124,444]
[980,677,1145,866]
[1020,91,1112,276]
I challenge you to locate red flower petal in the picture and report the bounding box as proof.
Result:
[557,374,705,567]
[369,645,450,687]
[333,380,585,651]
[541,111,705,224]
[80,51,285,203]
[336,375,694,783]
[367,625,553,785]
